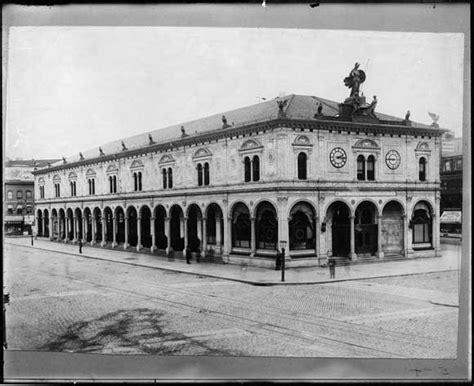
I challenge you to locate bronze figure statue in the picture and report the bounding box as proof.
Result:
[99,147,105,156]
[181,126,189,138]
[148,134,154,145]
[79,152,84,160]
[121,141,127,151]
[344,62,366,98]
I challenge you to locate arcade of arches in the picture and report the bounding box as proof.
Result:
[35,199,436,261]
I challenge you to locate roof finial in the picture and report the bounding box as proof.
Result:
[79,152,84,160]
[62,157,67,164]
[99,147,105,156]
[181,126,189,138]
[121,141,128,151]
[148,134,155,145]
[277,99,288,118]
[222,115,230,129]
[428,112,440,128]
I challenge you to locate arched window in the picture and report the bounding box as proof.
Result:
[244,157,251,182]
[138,171,142,191]
[92,179,95,194]
[7,191,12,200]
[204,162,210,186]
[113,176,117,193]
[419,157,426,181]
[197,163,203,186]
[357,155,365,180]
[109,176,113,193]
[71,181,74,196]
[88,179,91,195]
[162,169,167,189]
[413,209,431,244]
[168,168,173,189]
[297,152,307,180]
[367,155,375,181]
[133,172,138,191]
[252,155,260,182]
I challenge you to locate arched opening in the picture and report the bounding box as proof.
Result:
[204,162,210,186]
[154,206,167,251]
[419,157,426,181]
[244,157,251,182]
[168,168,173,189]
[140,206,152,248]
[206,203,224,254]
[197,164,203,186]
[170,205,184,251]
[37,210,43,237]
[162,169,167,189]
[357,155,365,180]
[297,153,307,180]
[412,201,432,248]
[187,204,202,252]
[355,201,378,256]
[44,209,50,238]
[327,201,350,257]
[255,201,278,251]
[232,202,251,250]
[289,202,315,254]
[367,155,375,181]
[104,207,113,243]
[382,201,404,255]
[75,208,83,240]
[66,208,74,241]
[115,207,126,244]
[127,206,138,247]
[252,155,260,182]
[84,208,92,242]
[93,208,102,243]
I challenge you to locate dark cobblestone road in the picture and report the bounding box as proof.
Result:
[4,243,458,358]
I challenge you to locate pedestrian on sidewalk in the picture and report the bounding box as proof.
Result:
[185,247,191,264]
[328,257,336,279]
[79,239,83,254]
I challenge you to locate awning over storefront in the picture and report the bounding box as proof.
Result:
[4,215,24,224]
[440,211,462,224]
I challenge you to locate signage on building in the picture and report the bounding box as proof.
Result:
[440,211,462,224]
[24,215,35,225]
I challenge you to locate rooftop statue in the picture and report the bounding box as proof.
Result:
[148,134,155,145]
[277,99,288,117]
[344,62,366,99]
[181,126,189,138]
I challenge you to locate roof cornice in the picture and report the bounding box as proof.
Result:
[32,117,446,176]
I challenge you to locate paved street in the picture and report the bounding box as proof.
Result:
[4,241,459,358]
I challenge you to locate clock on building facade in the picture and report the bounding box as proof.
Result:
[385,150,401,170]
[329,147,347,168]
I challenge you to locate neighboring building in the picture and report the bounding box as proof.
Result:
[4,158,60,235]
[32,71,445,267]
[441,130,463,156]
[440,153,463,211]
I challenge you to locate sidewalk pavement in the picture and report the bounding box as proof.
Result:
[5,237,461,286]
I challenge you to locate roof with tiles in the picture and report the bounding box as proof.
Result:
[50,94,436,167]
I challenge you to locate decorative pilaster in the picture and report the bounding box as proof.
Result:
[150,216,156,252]
[314,215,320,258]
[164,216,171,254]
[91,216,96,246]
[112,216,117,248]
[137,216,142,251]
[250,216,256,257]
[183,217,188,251]
[202,217,207,255]
[377,215,384,259]
[101,216,106,247]
[124,216,129,249]
[349,215,357,260]
[215,215,222,254]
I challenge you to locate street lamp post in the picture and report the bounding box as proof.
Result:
[279,240,287,282]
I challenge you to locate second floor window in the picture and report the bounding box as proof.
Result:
[88,178,95,195]
[55,183,61,197]
[133,171,142,191]
[70,181,76,197]
[419,157,426,181]
[367,155,375,181]
[7,191,12,200]
[197,162,210,186]
[244,155,260,182]
[40,186,45,199]
[357,155,375,181]
[297,152,307,180]
[162,168,173,189]
[17,190,23,199]
[26,190,32,200]
[357,155,365,180]
[109,175,117,193]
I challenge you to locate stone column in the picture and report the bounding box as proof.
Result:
[49,216,54,240]
[58,217,62,240]
[314,215,320,258]
[202,217,208,255]
[83,217,87,242]
[91,215,96,246]
[150,216,156,252]
[377,215,384,259]
[137,216,142,251]
[349,215,357,260]
[250,216,256,257]
[112,216,117,248]
[197,216,202,245]
[73,217,78,243]
[223,215,231,259]
[64,217,69,243]
[124,216,129,249]
[432,213,440,256]
[215,215,222,254]
[164,216,171,254]
[101,216,106,247]
[183,217,188,251]
[278,216,290,260]
[402,214,409,257]
[41,216,45,237]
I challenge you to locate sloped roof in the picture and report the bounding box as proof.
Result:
[51,94,435,167]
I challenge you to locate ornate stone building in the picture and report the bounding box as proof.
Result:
[32,72,444,267]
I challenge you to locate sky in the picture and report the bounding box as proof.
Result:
[5,27,464,160]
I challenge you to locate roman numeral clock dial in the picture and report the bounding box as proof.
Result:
[385,149,401,170]
[329,147,347,168]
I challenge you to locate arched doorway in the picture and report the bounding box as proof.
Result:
[231,202,251,251]
[127,206,138,247]
[66,208,74,241]
[187,204,202,252]
[74,208,83,241]
[170,205,184,251]
[115,207,126,244]
[206,203,224,254]
[93,207,102,243]
[140,206,152,249]
[58,208,66,240]
[289,202,316,254]
[411,201,433,249]
[355,201,378,256]
[51,209,59,239]
[84,208,92,242]
[327,201,350,257]
[44,209,50,238]
[37,210,43,237]
[154,205,167,250]
[104,207,113,244]
[382,201,404,255]
[255,201,278,251]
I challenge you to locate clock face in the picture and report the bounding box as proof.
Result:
[385,150,401,170]
[329,147,347,168]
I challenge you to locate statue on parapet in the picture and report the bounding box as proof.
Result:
[344,62,366,100]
